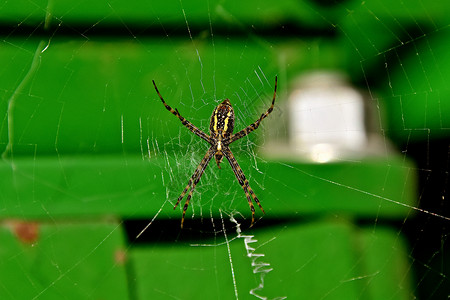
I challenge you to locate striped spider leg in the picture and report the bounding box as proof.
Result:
[153,76,277,228]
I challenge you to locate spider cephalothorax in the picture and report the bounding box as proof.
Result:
[153,77,277,228]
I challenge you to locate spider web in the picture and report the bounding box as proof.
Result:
[0,1,449,299]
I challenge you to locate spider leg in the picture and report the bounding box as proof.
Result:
[152,80,211,144]
[180,172,204,228]
[222,146,265,227]
[174,147,214,228]
[224,76,277,145]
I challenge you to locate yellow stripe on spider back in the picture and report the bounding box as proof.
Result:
[222,110,232,133]
[213,108,218,132]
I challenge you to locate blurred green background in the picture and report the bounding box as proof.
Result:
[1,0,449,299]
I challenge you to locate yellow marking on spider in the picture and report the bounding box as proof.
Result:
[217,141,222,151]
[223,110,232,133]
[213,109,218,132]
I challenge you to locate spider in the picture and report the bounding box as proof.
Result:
[153,76,277,228]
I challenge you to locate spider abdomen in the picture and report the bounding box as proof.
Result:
[210,99,235,139]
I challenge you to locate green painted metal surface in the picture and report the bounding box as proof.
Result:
[0,221,128,299]
[131,221,413,299]
[0,155,416,221]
